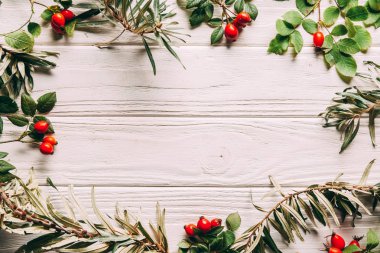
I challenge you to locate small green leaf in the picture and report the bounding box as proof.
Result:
[352,25,372,51]
[345,18,357,37]
[222,230,235,248]
[0,160,16,173]
[21,94,37,116]
[46,177,58,191]
[178,240,191,249]
[283,10,303,27]
[204,3,213,20]
[226,212,241,231]
[189,8,206,26]
[342,245,362,253]
[336,53,357,78]
[234,0,244,13]
[65,20,77,37]
[337,38,361,54]
[296,0,315,16]
[4,30,34,53]
[290,30,303,54]
[142,37,156,75]
[0,118,3,134]
[268,34,290,54]
[0,172,16,183]
[346,6,369,21]
[208,18,222,27]
[367,229,380,251]
[276,19,295,36]
[186,0,205,8]
[41,9,53,21]
[323,6,340,26]
[244,2,258,20]
[211,26,224,45]
[7,114,29,127]
[331,24,348,36]
[0,96,18,114]
[302,19,318,34]
[37,92,57,113]
[27,22,42,37]
[369,0,380,11]
[322,34,334,49]
[337,0,349,8]
[0,152,8,159]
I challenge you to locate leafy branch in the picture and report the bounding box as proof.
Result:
[268,0,379,80]
[320,86,380,153]
[0,158,168,253]
[232,160,379,253]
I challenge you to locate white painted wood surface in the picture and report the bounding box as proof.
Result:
[1,0,380,252]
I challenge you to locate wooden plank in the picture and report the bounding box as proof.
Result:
[1,186,380,252]
[1,117,379,187]
[27,46,380,117]
[0,0,379,47]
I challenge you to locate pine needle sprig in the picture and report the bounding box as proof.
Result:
[233,160,379,253]
[98,0,188,75]
[320,86,380,153]
[0,159,168,253]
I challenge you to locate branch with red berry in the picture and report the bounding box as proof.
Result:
[182,0,258,44]
[324,230,379,253]
[0,92,58,155]
[268,0,379,80]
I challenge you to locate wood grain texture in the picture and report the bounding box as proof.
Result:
[0,0,379,47]
[0,117,378,187]
[27,46,380,117]
[2,186,380,252]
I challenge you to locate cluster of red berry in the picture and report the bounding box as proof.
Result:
[327,233,361,253]
[184,216,222,236]
[34,121,58,155]
[313,31,325,48]
[51,9,75,34]
[224,12,252,41]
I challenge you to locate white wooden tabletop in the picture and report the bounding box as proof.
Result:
[1,0,380,252]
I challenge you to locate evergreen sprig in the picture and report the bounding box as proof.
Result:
[268,0,379,80]
[320,86,380,153]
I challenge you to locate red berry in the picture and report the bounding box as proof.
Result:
[34,121,49,134]
[329,247,342,253]
[313,31,324,48]
[331,233,345,250]
[61,9,75,21]
[197,216,211,233]
[233,19,245,29]
[40,142,54,155]
[236,12,252,24]
[224,24,239,41]
[52,13,65,27]
[349,240,360,253]
[51,20,64,34]
[184,224,196,236]
[210,218,222,228]
[43,136,58,146]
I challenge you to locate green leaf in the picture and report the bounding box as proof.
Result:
[234,0,244,13]
[276,19,295,36]
[27,22,42,37]
[37,92,57,113]
[222,230,235,248]
[244,2,258,20]
[0,160,16,173]
[189,8,206,26]
[369,0,380,11]
[342,245,362,253]
[352,25,372,51]
[302,19,318,34]
[345,18,357,37]
[346,6,369,21]
[283,10,303,27]
[323,6,340,26]
[331,24,348,36]
[0,96,18,114]
[290,30,303,54]
[186,0,205,8]
[268,34,290,54]
[0,118,3,134]
[0,172,16,183]
[336,53,357,78]
[46,177,58,191]
[41,9,53,21]
[211,26,224,45]
[367,229,380,250]
[208,18,222,27]
[296,0,315,16]
[337,0,349,8]
[65,20,77,37]
[4,30,34,53]
[142,37,156,75]
[21,94,37,116]
[337,38,361,54]
[204,3,214,20]
[226,212,241,231]
[0,152,8,159]
[7,114,29,127]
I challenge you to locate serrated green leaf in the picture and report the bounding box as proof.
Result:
[27,22,42,37]
[268,35,290,55]
[283,10,303,27]
[186,0,205,8]
[0,96,18,114]
[234,0,244,13]
[331,24,348,36]
[226,212,241,231]
[37,92,57,113]
[290,30,303,54]
[189,8,206,26]
[323,6,340,26]
[211,26,224,45]
[21,94,37,116]
[337,38,361,54]
[353,25,372,51]
[4,30,34,53]
[296,0,315,16]
[276,19,295,36]
[302,19,318,34]
[346,6,369,21]
[7,114,29,127]
[244,2,258,20]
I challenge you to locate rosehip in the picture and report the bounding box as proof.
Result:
[313,31,324,48]
[210,218,222,228]
[61,9,75,21]
[43,136,58,145]
[184,224,196,236]
[349,240,360,253]
[236,12,252,24]
[40,142,54,155]
[34,121,49,134]
[51,13,65,34]
[331,233,345,250]
[329,247,342,253]
[224,24,239,41]
[197,216,211,233]
[233,19,245,29]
